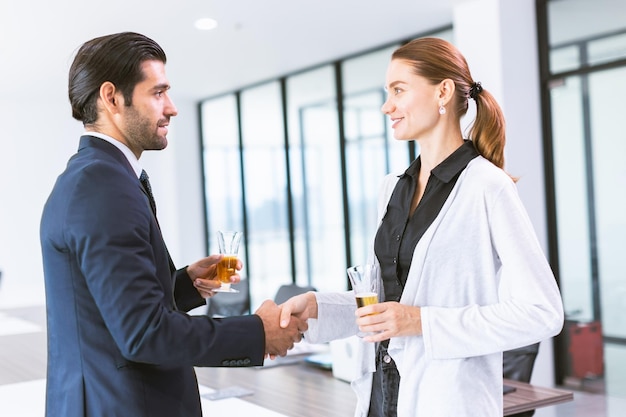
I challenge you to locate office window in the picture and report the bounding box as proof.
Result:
[240,82,289,308]
[200,94,244,257]
[342,46,410,265]
[286,66,345,293]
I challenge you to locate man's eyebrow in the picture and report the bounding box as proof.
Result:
[152,83,171,91]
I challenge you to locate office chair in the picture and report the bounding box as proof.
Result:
[205,281,250,317]
[503,342,540,417]
[274,283,316,305]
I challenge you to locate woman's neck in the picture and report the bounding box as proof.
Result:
[417,134,464,172]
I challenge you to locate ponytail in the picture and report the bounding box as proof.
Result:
[467,86,512,180]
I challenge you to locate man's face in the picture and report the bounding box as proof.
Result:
[119,60,178,156]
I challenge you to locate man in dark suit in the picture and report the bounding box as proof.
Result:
[40,32,305,417]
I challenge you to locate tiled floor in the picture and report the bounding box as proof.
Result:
[1,305,626,417]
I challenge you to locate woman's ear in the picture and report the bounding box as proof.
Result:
[437,78,456,105]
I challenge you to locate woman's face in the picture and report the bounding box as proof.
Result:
[381,59,441,141]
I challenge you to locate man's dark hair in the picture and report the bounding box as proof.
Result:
[68,32,167,125]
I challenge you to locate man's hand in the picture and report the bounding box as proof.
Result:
[255,300,307,358]
[186,255,242,298]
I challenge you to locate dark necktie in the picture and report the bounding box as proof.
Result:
[140,169,157,216]
[139,169,177,276]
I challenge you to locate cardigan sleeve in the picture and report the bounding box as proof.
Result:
[304,291,359,343]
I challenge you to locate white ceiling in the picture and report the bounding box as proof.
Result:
[0,0,463,102]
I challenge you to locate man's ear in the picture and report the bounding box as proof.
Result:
[99,81,123,114]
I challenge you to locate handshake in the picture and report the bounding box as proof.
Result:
[254,292,318,358]
[187,255,318,358]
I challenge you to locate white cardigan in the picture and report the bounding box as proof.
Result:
[305,156,564,417]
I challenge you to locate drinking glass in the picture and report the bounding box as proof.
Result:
[215,230,242,293]
[347,263,380,337]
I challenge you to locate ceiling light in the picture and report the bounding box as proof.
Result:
[195,18,218,31]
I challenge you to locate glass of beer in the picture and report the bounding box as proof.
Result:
[347,263,380,337]
[215,230,242,293]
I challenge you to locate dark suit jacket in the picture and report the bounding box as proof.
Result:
[40,135,265,417]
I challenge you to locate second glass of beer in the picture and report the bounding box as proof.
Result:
[347,263,380,337]
[216,230,242,293]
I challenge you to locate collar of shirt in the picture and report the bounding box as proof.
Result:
[399,140,479,183]
[83,131,143,179]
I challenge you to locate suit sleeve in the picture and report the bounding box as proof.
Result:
[174,267,207,312]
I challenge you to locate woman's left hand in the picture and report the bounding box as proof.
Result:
[355,301,422,342]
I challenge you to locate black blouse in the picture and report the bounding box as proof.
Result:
[373,140,479,304]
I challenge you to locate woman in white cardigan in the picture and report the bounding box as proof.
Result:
[280,37,564,417]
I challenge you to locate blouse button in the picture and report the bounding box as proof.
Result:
[393,257,397,264]
[396,235,401,241]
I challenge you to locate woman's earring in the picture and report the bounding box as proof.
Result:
[439,103,446,115]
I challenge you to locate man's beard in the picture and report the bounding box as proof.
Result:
[124,106,168,152]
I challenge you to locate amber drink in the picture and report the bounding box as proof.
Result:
[217,255,238,288]
[216,231,242,293]
[356,292,379,308]
[347,264,380,337]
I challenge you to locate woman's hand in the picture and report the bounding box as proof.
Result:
[355,301,422,342]
[186,254,242,298]
[279,292,318,328]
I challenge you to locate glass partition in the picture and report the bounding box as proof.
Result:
[588,66,626,340]
[546,0,626,396]
[548,0,626,73]
[550,75,593,322]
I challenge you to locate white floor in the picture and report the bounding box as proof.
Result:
[0,380,47,417]
[0,311,42,336]
[0,379,287,417]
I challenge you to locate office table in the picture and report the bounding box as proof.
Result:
[196,362,573,417]
[503,378,574,416]
[196,359,355,417]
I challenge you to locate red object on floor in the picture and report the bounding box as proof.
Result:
[567,320,604,379]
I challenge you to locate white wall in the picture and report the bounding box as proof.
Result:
[0,86,80,307]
